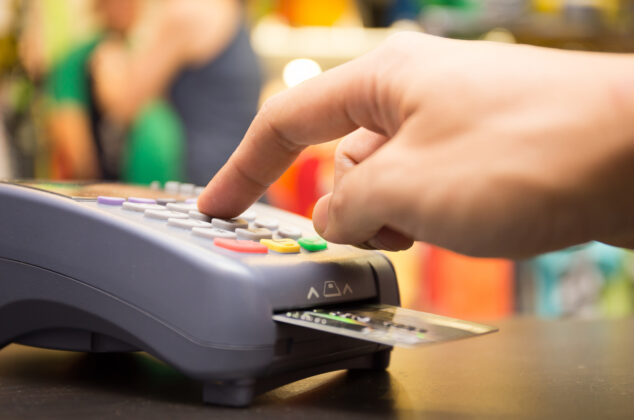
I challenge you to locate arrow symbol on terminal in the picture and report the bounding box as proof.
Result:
[343,283,353,295]
[307,287,320,300]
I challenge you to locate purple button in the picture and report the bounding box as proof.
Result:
[128,197,157,204]
[97,196,125,205]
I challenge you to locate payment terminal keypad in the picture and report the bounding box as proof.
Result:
[91,180,333,256]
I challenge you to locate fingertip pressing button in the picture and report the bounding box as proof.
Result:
[214,238,268,254]
[97,196,125,206]
[192,227,237,240]
[260,238,300,253]
[298,237,328,252]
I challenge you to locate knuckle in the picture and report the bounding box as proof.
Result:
[255,94,302,154]
[334,137,355,165]
[379,31,428,57]
[258,92,284,117]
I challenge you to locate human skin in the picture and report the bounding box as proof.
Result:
[47,0,240,178]
[92,0,241,124]
[198,32,634,258]
[47,107,101,179]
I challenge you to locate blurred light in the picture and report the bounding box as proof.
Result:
[481,28,516,44]
[282,58,322,88]
[0,2,11,35]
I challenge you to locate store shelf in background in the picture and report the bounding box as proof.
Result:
[251,18,417,74]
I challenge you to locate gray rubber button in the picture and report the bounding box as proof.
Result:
[157,198,177,205]
[122,202,164,212]
[179,183,195,195]
[164,181,180,193]
[278,226,302,240]
[192,227,237,240]
[166,202,198,213]
[211,218,249,231]
[254,218,279,231]
[239,210,257,222]
[189,210,211,222]
[194,186,205,196]
[167,218,212,229]
[145,209,189,220]
[236,227,273,241]
[150,181,161,190]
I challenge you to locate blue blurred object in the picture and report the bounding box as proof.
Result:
[387,0,423,24]
[533,242,633,318]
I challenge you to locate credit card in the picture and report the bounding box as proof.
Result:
[273,304,497,348]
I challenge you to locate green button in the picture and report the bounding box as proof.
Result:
[298,236,328,252]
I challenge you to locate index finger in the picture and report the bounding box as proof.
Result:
[197,52,386,218]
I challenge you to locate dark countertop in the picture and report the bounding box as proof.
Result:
[1,316,633,419]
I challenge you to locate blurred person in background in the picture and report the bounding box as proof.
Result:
[46,0,260,184]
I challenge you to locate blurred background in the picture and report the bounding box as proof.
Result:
[1,0,633,322]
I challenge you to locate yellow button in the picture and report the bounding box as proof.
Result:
[260,238,300,254]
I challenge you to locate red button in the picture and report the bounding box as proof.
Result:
[214,238,268,254]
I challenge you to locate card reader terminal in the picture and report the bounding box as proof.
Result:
[0,180,400,406]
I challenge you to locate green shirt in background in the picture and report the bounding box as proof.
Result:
[46,36,184,184]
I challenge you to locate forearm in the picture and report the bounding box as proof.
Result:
[47,107,100,179]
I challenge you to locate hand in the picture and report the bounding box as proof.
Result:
[198,32,634,258]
